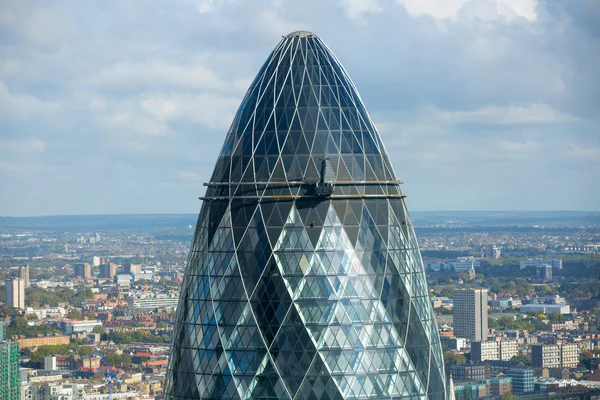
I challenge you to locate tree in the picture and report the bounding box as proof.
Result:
[69,309,82,320]
[548,312,564,323]
[443,351,467,366]
[510,354,531,365]
[501,394,522,400]
[92,325,106,335]
[464,389,473,400]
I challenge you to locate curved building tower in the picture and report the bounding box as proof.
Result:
[164,31,446,399]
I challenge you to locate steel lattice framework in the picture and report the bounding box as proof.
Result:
[164,31,446,400]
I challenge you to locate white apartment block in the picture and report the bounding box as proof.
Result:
[532,343,579,368]
[499,339,519,361]
[471,339,519,362]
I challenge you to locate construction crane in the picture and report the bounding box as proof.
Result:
[94,345,121,400]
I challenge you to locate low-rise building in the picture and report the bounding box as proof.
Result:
[63,320,102,334]
[17,335,70,349]
[507,369,534,394]
[481,376,512,397]
[127,294,178,312]
[450,364,490,381]
[520,304,570,315]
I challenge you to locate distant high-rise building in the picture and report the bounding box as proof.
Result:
[5,278,25,309]
[124,263,141,275]
[18,265,29,288]
[98,263,116,279]
[535,264,552,281]
[73,263,91,279]
[164,31,446,399]
[453,289,489,341]
[92,256,101,266]
[0,341,21,400]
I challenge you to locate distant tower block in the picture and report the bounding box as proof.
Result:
[453,289,489,341]
[18,265,29,288]
[6,278,25,309]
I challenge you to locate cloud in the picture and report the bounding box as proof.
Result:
[0,6,74,49]
[339,0,382,19]
[88,60,250,94]
[0,82,61,119]
[140,92,241,129]
[499,140,538,153]
[100,112,170,136]
[395,0,538,21]
[253,9,308,37]
[568,145,600,163]
[421,103,579,126]
[0,138,46,153]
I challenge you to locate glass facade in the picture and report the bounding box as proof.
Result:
[164,31,446,399]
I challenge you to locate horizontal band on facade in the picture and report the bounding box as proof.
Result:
[198,193,407,200]
[203,180,403,186]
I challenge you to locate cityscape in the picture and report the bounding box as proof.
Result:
[1,211,599,399]
[1,1,599,400]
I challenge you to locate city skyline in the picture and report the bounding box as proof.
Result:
[1,1,599,216]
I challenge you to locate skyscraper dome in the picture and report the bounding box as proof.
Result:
[164,31,446,400]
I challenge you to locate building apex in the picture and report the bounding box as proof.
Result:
[285,30,317,38]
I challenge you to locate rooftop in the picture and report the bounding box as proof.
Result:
[285,30,317,38]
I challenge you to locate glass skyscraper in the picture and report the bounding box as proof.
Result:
[164,31,446,399]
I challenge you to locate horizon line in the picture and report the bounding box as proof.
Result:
[1,210,599,219]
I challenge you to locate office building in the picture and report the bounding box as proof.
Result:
[0,341,21,400]
[92,256,100,266]
[5,278,25,309]
[507,369,534,394]
[0,321,5,341]
[520,258,562,270]
[453,289,488,340]
[18,265,29,288]
[73,263,91,279]
[164,31,446,399]
[98,263,116,279]
[63,320,102,334]
[127,294,178,312]
[520,304,570,314]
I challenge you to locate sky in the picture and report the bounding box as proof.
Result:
[0,0,599,216]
